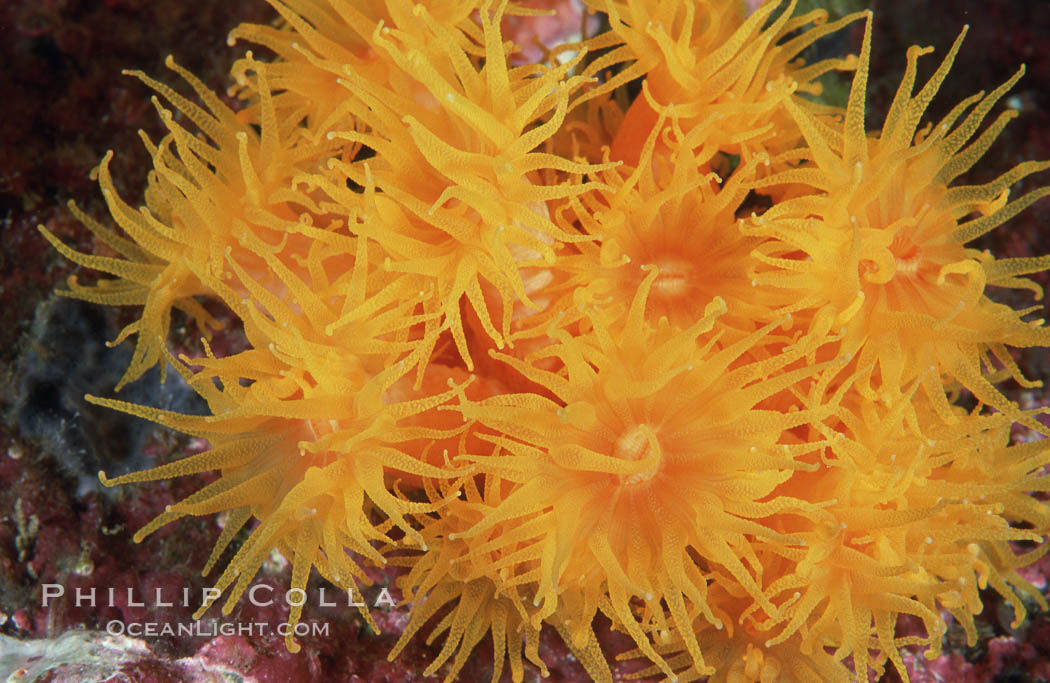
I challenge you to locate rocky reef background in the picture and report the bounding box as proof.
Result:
[0,0,1048,681]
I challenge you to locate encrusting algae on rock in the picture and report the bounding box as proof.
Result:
[38,0,1050,680]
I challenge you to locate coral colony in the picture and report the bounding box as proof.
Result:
[38,0,1050,680]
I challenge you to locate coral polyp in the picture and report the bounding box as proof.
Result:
[39,0,1050,680]
[448,291,839,678]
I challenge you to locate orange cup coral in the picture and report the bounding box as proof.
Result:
[40,0,1050,681]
